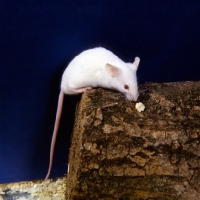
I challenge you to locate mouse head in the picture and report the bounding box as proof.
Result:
[105,57,140,101]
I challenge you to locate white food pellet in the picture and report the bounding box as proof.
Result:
[135,102,145,112]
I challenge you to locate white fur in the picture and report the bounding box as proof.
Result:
[61,47,140,101]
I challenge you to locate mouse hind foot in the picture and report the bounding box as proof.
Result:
[69,86,92,94]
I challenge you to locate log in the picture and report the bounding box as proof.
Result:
[0,177,67,200]
[66,81,200,200]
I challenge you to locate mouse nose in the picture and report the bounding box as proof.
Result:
[132,97,138,102]
[126,93,138,101]
[132,92,139,102]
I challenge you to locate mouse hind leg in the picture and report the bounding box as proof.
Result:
[69,86,92,94]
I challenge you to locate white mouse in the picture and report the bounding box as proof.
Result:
[45,47,140,180]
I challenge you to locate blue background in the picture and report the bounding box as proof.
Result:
[1,1,200,183]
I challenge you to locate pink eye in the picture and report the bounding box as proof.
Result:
[124,85,129,90]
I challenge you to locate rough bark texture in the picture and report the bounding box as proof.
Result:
[0,177,66,200]
[66,81,200,200]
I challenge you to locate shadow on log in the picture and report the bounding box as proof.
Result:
[66,81,200,200]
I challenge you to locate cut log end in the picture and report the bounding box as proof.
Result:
[66,81,200,200]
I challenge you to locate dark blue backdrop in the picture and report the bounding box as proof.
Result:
[1,1,200,183]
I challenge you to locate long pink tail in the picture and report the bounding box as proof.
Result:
[45,91,65,180]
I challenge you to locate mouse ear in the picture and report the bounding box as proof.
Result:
[105,63,120,77]
[132,57,140,71]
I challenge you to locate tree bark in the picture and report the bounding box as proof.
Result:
[66,81,200,200]
[0,177,67,199]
